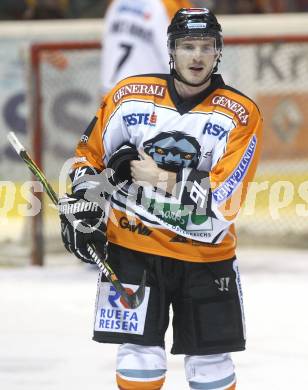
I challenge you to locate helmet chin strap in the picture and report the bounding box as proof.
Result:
[169,56,216,87]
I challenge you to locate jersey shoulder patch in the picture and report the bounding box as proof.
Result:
[210,86,260,126]
[221,85,261,114]
[111,74,168,104]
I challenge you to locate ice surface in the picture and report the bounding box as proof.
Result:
[0,247,307,389]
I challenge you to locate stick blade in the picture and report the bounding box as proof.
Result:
[122,270,147,309]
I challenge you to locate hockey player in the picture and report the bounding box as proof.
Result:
[101,0,202,94]
[60,7,263,390]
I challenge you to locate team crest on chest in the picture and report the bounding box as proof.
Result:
[143,131,201,171]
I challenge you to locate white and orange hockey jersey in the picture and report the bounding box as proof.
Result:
[101,0,193,93]
[73,73,263,263]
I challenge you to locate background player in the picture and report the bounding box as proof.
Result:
[101,0,207,93]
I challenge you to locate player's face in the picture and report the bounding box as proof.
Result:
[174,37,218,85]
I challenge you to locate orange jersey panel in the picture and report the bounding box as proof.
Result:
[107,209,237,263]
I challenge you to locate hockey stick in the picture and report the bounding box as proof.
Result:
[7,131,146,309]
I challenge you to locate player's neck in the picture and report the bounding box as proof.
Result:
[174,78,211,99]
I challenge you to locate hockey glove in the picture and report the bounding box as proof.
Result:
[107,143,139,187]
[58,194,107,264]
